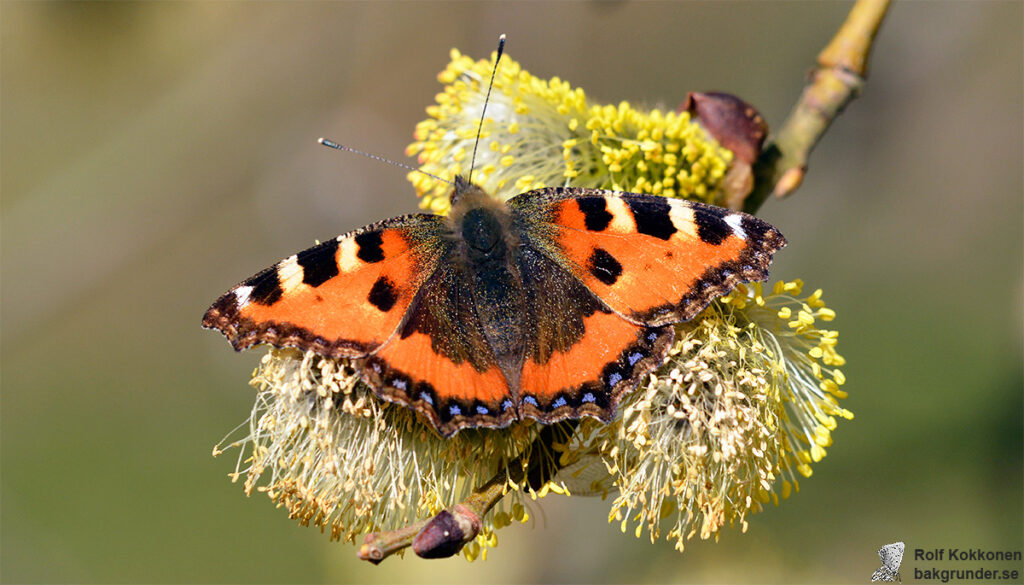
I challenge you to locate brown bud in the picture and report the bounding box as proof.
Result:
[682,92,769,210]
[412,504,482,559]
[682,92,768,165]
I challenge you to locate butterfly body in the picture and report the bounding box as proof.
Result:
[204,178,786,436]
[445,180,527,375]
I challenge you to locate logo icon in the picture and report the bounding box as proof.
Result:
[871,541,905,582]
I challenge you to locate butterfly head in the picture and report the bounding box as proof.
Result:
[449,174,492,206]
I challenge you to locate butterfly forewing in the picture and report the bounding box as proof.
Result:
[510,187,787,326]
[202,214,449,357]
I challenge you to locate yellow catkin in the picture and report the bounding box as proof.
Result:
[406,51,731,213]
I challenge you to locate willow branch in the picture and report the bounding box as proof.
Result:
[357,466,521,564]
[744,0,891,214]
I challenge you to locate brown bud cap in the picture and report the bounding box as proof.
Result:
[682,92,769,210]
[682,92,768,165]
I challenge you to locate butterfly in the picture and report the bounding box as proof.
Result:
[871,541,905,582]
[203,171,786,437]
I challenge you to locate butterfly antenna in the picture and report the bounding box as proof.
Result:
[467,33,506,186]
[318,137,452,186]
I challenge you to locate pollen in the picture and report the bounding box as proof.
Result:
[586,280,850,551]
[406,50,733,213]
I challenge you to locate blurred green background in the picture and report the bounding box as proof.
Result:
[3,2,1021,583]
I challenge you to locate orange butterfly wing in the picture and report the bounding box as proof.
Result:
[515,188,787,325]
[512,244,673,424]
[202,215,448,357]
[509,188,786,422]
[202,214,515,437]
[364,259,516,436]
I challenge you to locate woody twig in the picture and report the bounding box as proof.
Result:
[358,424,567,563]
[744,0,891,214]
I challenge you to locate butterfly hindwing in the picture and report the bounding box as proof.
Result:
[365,256,516,437]
[202,214,449,357]
[511,187,787,326]
[516,244,673,424]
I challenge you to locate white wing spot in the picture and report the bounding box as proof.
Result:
[234,286,253,308]
[725,214,747,240]
[337,236,361,272]
[605,197,637,233]
[667,202,698,240]
[277,254,305,293]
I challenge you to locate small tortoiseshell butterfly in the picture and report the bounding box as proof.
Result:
[203,41,786,437]
[203,177,785,436]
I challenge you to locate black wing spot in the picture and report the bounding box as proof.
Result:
[694,208,731,246]
[355,231,385,263]
[588,247,623,285]
[249,270,283,305]
[298,239,340,287]
[368,276,398,312]
[576,198,613,231]
[627,198,676,240]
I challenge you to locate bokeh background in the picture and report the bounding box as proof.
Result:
[3,2,1021,583]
